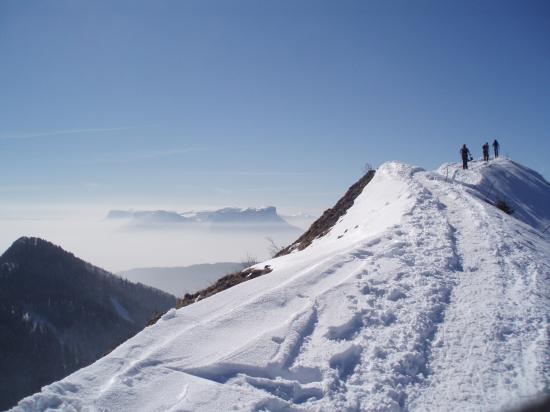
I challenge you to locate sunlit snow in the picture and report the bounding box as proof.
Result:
[13,158,549,411]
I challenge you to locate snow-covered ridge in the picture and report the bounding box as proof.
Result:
[276,169,377,255]
[14,159,550,411]
[437,158,550,230]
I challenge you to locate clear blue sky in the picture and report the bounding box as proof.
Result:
[1,0,549,215]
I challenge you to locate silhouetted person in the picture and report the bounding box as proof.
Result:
[492,139,500,158]
[482,142,489,162]
[460,144,471,170]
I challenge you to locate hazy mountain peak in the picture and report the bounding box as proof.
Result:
[11,236,52,250]
[106,205,298,229]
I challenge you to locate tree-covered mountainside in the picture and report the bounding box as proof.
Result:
[0,237,176,410]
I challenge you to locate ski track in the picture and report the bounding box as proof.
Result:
[408,171,550,411]
[12,160,550,412]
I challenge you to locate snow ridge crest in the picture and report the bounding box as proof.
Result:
[377,161,424,178]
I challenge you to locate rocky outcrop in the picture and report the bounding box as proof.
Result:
[176,265,272,309]
[275,170,376,256]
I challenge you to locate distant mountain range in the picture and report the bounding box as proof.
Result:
[107,209,190,223]
[106,206,306,231]
[279,212,318,230]
[118,262,244,297]
[0,237,176,410]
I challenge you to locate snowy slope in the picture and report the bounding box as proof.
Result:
[13,159,549,412]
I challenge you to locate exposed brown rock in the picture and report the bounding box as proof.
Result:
[176,265,272,309]
[275,170,376,257]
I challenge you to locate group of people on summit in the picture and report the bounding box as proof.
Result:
[460,139,500,170]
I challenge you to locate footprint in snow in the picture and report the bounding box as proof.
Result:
[325,312,365,341]
[380,310,397,326]
[329,345,363,380]
[386,288,407,301]
[361,284,385,297]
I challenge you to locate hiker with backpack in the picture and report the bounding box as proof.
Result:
[482,142,490,162]
[492,139,500,158]
[460,144,471,170]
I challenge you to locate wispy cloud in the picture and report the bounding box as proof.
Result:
[0,126,136,140]
[85,147,216,164]
[0,184,71,192]
[211,187,301,194]
[180,170,319,176]
[0,182,102,192]
[125,148,212,161]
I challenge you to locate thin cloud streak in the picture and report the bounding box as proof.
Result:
[0,182,102,192]
[181,171,320,176]
[0,127,137,141]
[84,147,217,164]
[211,187,306,194]
[0,184,72,192]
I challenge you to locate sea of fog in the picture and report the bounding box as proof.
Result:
[0,214,307,273]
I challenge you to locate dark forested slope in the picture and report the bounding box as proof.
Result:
[0,237,176,410]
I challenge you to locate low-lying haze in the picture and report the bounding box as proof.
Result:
[0,207,313,273]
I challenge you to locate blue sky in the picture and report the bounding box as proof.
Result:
[1,0,549,216]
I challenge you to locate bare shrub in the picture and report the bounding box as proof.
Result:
[363,162,374,175]
[496,199,514,215]
[241,253,258,269]
[265,236,283,258]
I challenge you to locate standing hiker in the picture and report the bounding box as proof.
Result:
[492,139,500,158]
[460,144,471,170]
[482,142,490,162]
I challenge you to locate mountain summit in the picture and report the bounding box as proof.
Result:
[0,237,176,410]
[13,158,550,411]
[107,206,297,230]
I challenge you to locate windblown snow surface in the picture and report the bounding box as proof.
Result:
[13,158,549,411]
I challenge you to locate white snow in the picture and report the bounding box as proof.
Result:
[161,308,177,321]
[12,158,549,411]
